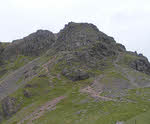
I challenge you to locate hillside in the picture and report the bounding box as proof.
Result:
[0,22,150,124]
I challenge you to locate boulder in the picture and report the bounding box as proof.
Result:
[1,96,21,118]
[23,89,32,98]
[62,68,89,81]
[130,56,150,74]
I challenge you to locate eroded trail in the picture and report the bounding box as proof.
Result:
[80,86,116,101]
[42,56,56,73]
[18,96,65,124]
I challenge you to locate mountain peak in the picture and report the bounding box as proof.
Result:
[56,22,115,51]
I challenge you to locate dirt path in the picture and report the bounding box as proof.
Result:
[42,56,56,73]
[80,86,116,101]
[18,96,65,124]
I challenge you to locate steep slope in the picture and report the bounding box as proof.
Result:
[0,22,150,124]
[0,30,56,79]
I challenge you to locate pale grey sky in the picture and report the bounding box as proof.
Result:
[0,0,150,59]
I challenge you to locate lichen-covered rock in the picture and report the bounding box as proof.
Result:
[62,67,89,81]
[1,96,21,118]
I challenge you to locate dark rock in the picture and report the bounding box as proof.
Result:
[1,96,21,118]
[138,53,144,57]
[55,22,116,51]
[130,56,150,74]
[3,30,56,59]
[23,89,32,98]
[116,43,126,52]
[62,68,89,81]
[24,84,33,88]
[38,74,47,77]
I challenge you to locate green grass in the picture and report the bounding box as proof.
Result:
[2,67,150,124]
[125,110,150,124]
[0,55,34,79]
[11,55,33,70]
[1,55,150,124]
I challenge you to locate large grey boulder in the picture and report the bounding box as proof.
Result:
[1,96,21,118]
[62,67,89,81]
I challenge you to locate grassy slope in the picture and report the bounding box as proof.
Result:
[0,55,34,79]
[1,53,150,124]
[125,110,150,124]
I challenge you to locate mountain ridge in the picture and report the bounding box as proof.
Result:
[0,22,150,124]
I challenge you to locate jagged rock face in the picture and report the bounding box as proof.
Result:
[56,22,116,51]
[1,96,21,118]
[130,56,150,74]
[62,67,89,81]
[53,22,127,81]
[3,30,56,59]
[116,43,126,52]
[0,43,6,65]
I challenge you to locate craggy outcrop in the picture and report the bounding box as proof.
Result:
[55,22,117,51]
[62,67,89,81]
[52,22,123,81]
[3,30,56,59]
[1,96,21,118]
[130,55,150,74]
[0,43,7,65]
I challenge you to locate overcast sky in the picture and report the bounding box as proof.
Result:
[0,0,150,59]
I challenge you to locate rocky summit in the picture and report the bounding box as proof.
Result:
[0,22,150,124]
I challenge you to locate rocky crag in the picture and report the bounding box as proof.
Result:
[0,22,150,124]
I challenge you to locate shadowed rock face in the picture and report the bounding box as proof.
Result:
[0,43,8,65]
[3,30,56,59]
[62,67,89,81]
[130,55,150,74]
